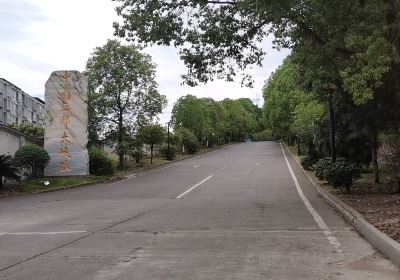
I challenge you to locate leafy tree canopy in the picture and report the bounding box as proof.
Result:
[113,0,400,104]
[85,39,167,167]
[171,95,259,142]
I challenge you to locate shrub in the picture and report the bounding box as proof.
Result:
[8,123,44,138]
[0,154,20,189]
[315,157,333,180]
[323,160,361,192]
[300,155,316,170]
[89,147,115,176]
[160,144,177,160]
[315,157,346,180]
[186,138,199,154]
[14,144,50,177]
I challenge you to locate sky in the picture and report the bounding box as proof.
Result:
[0,0,290,123]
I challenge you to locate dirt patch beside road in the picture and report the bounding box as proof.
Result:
[336,186,400,243]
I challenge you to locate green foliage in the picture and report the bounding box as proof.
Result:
[14,145,50,178]
[291,100,325,143]
[114,0,400,106]
[140,124,165,163]
[323,160,362,192]
[252,130,274,142]
[0,154,19,188]
[114,0,400,184]
[127,135,144,164]
[262,59,308,139]
[171,95,207,140]
[341,34,393,105]
[89,147,115,176]
[300,156,316,171]
[315,158,335,180]
[171,95,258,144]
[114,0,269,86]
[85,39,167,167]
[221,98,257,141]
[175,128,199,154]
[8,124,44,138]
[140,124,165,147]
[262,58,326,149]
[160,144,177,160]
[315,157,360,191]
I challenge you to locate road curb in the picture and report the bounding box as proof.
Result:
[283,143,400,267]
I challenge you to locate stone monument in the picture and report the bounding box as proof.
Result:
[44,71,89,176]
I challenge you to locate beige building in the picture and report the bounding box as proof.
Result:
[0,78,45,126]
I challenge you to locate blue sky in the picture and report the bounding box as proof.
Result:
[0,0,290,123]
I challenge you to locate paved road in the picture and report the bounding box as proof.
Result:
[0,142,399,279]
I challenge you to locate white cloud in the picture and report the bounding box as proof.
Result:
[0,0,290,123]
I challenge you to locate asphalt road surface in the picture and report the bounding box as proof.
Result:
[0,142,399,279]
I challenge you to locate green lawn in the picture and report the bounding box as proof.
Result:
[20,176,109,193]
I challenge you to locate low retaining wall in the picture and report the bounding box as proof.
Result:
[0,124,43,156]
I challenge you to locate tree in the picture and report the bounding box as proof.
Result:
[0,155,19,189]
[171,95,208,141]
[140,124,165,164]
[85,40,167,168]
[221,98,256,142]
[113,0,400,106]
[114,0,400,185]
[291,99,325,156]
[262,58,305,141]
[127,134,144,165]
[171,95,260,145]
[174,128,199,154]
[14,144,50,178]
[201,98,228,146]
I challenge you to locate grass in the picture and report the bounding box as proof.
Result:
[20,176,109,193]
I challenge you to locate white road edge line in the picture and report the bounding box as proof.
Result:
[176,164,230,199]
[280,143,343,255]
[0,231,87,236]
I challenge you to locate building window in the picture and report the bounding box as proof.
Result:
[11,103,17,114]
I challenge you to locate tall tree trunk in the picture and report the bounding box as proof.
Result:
[328,92,337,162]
[297,139,301,155]
[118,114,124,169]
[0,176,3,189]
[150,143,154,164]
[369,127,380,183]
